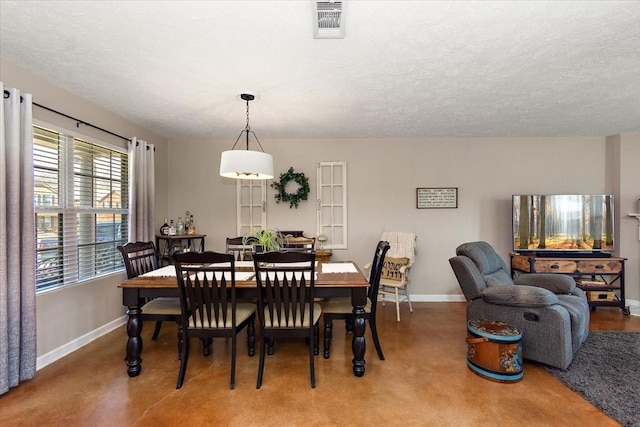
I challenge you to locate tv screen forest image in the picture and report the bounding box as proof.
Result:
[513,195,614,252]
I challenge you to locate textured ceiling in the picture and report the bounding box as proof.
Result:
[1,0,639,140]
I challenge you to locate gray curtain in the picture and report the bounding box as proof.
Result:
[128,137,155,242]
[1,82,37,395]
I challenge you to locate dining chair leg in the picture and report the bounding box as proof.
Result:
[395,288,401,322]
[176,324,183,360]
[151,321,163,341]
[267,337,275,355]
[344,318,353,332]
[405,288,414,313]
[247,315,256,357]
[323,319,333,359]
[309,328,316,388]
[256,335,267,389]
[230,335,237,390]
[176,337,190,389]
[314,323,320,356]
[202,338,212,356]
[370,314,385,361]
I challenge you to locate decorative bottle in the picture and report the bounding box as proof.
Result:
[176,217,185,235]
[169,219,176,236]
[160,218,169,236]
[184,211,191,234]
[188,214,195,234]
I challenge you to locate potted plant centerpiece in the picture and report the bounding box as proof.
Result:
[242,228,285,253]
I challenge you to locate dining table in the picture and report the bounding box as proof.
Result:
[119,260,371,378]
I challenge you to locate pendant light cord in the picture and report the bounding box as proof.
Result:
[245,98,251,149]
[229,94,267,153]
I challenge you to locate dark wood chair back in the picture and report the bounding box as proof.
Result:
[117,241,180,343]
[252,250,319,388]
[368,241,391,303]
[226,236,258,261]
[279,230,304,237]
[172,251,256,389]
[117,241,158,279]
[253,251,317,329]
[173,251,237,330]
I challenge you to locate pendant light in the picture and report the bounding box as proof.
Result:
[219,93,274,180]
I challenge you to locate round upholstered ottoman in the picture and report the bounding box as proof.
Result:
[466,319,523,383]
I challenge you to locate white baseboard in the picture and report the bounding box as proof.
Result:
[36,315,127,371]
[626,298,640,316]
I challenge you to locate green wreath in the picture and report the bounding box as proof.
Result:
[271,167,310,209]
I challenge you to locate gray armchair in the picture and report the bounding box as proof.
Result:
[449,241,589,369]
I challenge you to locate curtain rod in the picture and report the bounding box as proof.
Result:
[4,89,132,143]
[34,102,133,143]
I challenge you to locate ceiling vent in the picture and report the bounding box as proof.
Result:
[313,1,346,39]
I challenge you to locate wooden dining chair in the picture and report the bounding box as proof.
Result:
[282,235,316,252]
[253,251,320,388]
[173,251,256,389]
[322,241,390,360]
[226,236,258,261]
[117,241,181,341]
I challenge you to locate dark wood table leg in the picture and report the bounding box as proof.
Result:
[125,304,143,377]
[351,287,367,377]
[124,288,144,377]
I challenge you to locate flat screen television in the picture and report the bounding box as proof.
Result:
[512,194,615,255]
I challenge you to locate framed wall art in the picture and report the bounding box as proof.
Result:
[417,187,458,209]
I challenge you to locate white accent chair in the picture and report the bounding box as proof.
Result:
[378,231,417,321]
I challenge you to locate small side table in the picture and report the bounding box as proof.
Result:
[466,319,523,383]
[315,249,332,262]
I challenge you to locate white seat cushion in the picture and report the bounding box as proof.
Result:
[322,297,372,314]
[263,303,322,327]
[188,303,256,328]
[142,297,181,315]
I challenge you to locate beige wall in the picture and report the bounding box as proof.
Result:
[1,58,170,362]
[168,136,635,303]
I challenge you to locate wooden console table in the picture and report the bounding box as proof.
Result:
[155,234,206,266]
[510,253,629,315]
[315,249,332,262]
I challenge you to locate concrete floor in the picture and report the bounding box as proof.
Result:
[1,302,638,426]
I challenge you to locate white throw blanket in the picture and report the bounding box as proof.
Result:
[380,231,417,264]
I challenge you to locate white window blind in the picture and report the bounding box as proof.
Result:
[34,125,129,291]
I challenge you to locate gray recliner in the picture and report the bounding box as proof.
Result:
[449,241,589,369]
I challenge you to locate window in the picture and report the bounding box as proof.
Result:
[316,161,347,249]
[236,179,266,236]
[34,125,129,291]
